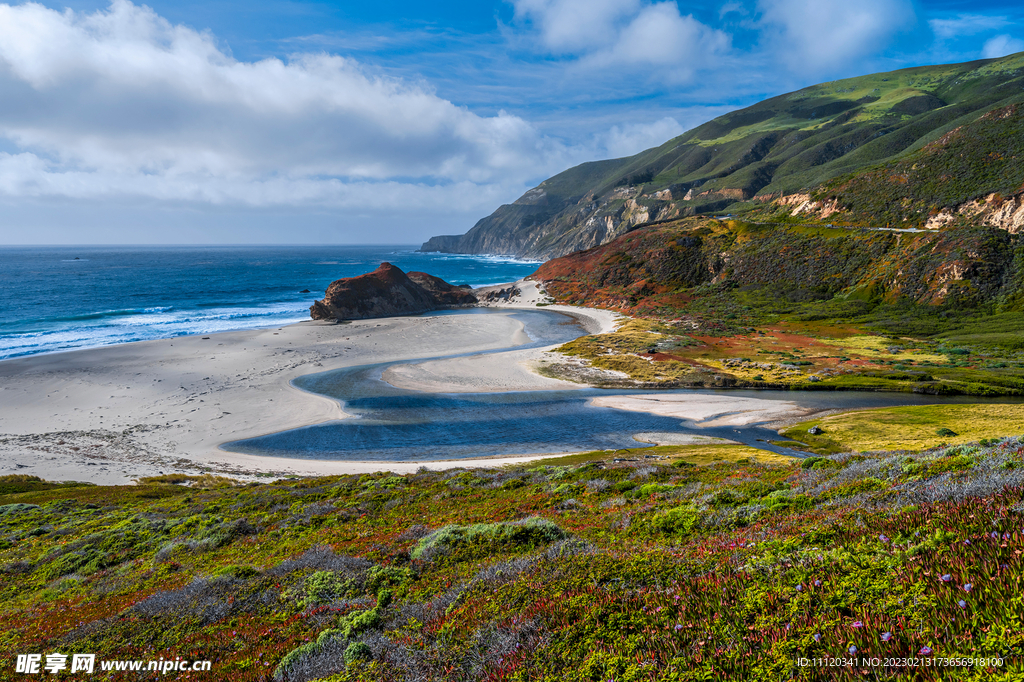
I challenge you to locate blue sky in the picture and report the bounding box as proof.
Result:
[0,0,1020,244]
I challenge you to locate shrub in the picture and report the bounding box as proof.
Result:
[364,565,414,595]
[303,571,355,607]
[343,641,372,665]
[411,517,568,562]
[651,505,701,536]
[213,564,259,580]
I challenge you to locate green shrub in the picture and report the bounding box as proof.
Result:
[344,641,372,664]
[364,565,414,595]
[411,517,567,562]
[651,506,702,536]
[213,564,259,579]
[303,571,355,606]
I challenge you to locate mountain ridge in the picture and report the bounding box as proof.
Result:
[422,52,1024,259]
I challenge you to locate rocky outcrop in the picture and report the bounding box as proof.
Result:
[406,271,477,305]
[309,263,476,321]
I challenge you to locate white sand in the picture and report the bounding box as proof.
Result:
[0,299,618,484]
[382,279,622,393]
[590,394,813,426]
[0,281,809,485]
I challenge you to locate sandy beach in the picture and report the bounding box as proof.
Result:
[0,280,811,484]
[0,287,618,484]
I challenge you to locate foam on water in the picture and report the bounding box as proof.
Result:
[0,245,541,360]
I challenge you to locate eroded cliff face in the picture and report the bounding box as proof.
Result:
[309,263,476,321]
[758,190,1024,234]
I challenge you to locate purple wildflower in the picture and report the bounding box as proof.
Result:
[958,600,967,609]
[940,574,952,582]
[796,584,803,592]
[963,583,972,592]
[674,624,683,631]
[963,540,971,545]
[813,633,821,642]
[881,632,893,642]
[848,645,857,655]
[851,620,864,628]
[879,534,889,543]
[813,579,821,587]
[919,646,933,656]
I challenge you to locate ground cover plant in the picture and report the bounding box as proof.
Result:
[1,430,1023,681]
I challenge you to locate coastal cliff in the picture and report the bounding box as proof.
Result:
[310,263,475,321]
[422,52,1024,259]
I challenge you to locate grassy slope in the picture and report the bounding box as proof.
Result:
[2,431,1023,681]
[438,52,1024,257]
[534,217,1024,395]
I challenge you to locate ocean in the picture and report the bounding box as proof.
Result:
[0,245,541,360]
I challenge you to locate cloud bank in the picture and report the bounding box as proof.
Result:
[0,0,575,215]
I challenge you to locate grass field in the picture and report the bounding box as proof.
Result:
[782,404,1024,454]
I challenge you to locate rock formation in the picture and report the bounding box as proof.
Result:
[309,263,476,321]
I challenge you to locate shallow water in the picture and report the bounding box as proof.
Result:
[223,308,1017,461]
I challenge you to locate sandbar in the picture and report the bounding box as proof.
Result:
[0,294,618,484]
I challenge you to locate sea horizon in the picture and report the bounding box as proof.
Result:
[0,244,543,361]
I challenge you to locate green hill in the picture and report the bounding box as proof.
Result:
[422,52,1024,259]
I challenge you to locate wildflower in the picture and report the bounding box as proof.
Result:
[848,645,857,655]
[879,534,889,543]
[919,646,933,656]
[992,531,1000,539]
[813,579,821,587]
[674,624,683,631]
[851,621,864,629]
[958,600,967,609]
[813,633,821,642]
[963,540,971,545]
[963,583,972,592]
[795,584,803,592]
[881,632,893,642]
[940,574,952,582]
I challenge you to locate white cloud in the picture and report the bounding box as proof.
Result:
[929,14,1009,40]
[0,0,572,213]
[599,117,685,158]
[757,0,916,75]
[982,34,1024,59]
[511,0,729,78]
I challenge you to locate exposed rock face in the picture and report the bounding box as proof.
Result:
[309,263,476,321]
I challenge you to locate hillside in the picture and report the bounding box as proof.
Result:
[3,416,1024,681]
[422,52,1024,259]
[531,217,1024,395]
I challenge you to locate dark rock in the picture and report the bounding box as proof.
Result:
[407,271,477,306]
[808,426,824,435]
[310,263,477,322]
[300,289,311,293]
[480,286,521,303]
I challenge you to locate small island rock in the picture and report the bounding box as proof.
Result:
[310,262,476,321]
